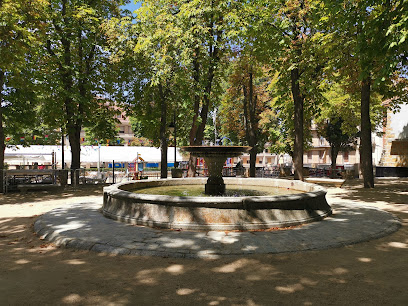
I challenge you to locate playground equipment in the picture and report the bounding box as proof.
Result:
[128,154,145,180]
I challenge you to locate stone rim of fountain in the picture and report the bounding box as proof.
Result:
[102,177,332,231]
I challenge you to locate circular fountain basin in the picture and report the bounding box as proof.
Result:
[103,178,332,231]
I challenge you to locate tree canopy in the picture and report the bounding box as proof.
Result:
[0,0,48,189]
[39,0,124,170]
[1,0,407,190]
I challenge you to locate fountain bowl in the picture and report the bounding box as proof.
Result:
[102,178,331,231]
[181,145,252,157]
[181,145,252,195]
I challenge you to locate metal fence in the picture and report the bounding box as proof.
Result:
[1,168,120,193]
[1,165,358,193]
[1,167,185,193]
[307,167,353,179]
[256,167,281,178]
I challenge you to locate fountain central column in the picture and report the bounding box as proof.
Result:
[203,155,228,195]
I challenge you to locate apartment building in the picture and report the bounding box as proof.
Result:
[303,122,359,169]
[79,104,134,145]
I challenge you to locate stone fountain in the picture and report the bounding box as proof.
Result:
[102,145,332,231]
[181,146,251,195]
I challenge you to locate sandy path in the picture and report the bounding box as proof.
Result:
[0,180,407,305]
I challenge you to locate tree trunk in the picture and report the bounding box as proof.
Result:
[0,70,5,193]
[68,126,81,170]
[330,146,338,179]
[291,67,304,181]
[188,50,201,177]
[160,137,168,179]
[159,84,168,179]
[249,147,257,177]
[67,122,81,185]
[187,40,219,177]
[242,70,258,178]
[360,77,374,188]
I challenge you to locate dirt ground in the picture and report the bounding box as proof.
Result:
[0,179,407,306]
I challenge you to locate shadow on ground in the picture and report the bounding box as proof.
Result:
[0,185,105,205]
[334,178,408,205]
[0,179,407,305]
[1,215,407,305]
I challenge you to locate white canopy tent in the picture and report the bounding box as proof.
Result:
[5,145,184,167]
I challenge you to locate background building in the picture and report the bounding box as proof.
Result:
[379,104,408,167]
[79,105,135,146]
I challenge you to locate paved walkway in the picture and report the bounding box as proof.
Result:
[34,198,401,259]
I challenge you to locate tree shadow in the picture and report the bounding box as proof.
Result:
[0,185,105,205]
[329,178,408,207]
[1,179,407,305]
[1,212,407,305]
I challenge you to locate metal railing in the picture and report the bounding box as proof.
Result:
[1,165,358,193]
[2,168,114,193]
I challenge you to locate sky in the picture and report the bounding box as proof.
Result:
[122,1,142,15]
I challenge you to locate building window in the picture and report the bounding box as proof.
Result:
[307,151,313,163]
[319,137,325,146]
[319,151,325,163]
[343,151,349,163]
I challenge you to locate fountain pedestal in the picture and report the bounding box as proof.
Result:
[203,155,227,195]
[181,146,251,196]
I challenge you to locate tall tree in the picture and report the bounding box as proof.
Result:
[316,84,359,178]
[40,0,123,173]
[173,0,236,176]
[0,0,47,191]
[106,0,191,178]
[315,82,385,179]
[322,0,408,188]
[320,117,358,178]
[220,57,270,177]
[111,0,236,177]
[250,0,329,181]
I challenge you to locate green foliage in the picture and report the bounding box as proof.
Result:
[129,117,145,139]
[83,101,121,145]
[36,0,125,168]
[320,118,357,153]
[2,71,40,141]
[219,57,270,151]
[319,0,407,187]
[133,0,236,146]
[320,0,407,91]
[40,0,123,125]
[0,0,49,153]
[264,69,314,155]
[261,108,294,156]
[0,0,47,72]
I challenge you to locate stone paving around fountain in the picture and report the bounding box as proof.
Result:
[34,198,400,259]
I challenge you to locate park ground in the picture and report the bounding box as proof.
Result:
[0,179,407,305]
